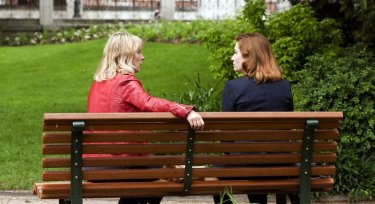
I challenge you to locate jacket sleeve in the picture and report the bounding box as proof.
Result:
[121,79,193,119]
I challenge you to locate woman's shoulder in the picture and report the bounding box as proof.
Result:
[227,76,256,86]
[228,76,253,83]
[223,77,256,93]
[114,73,139,82]
[267,79,292,90]
[277,79,291,86]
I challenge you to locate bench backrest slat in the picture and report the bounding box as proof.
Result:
[42,165,336,181]
[42,153,337,168]
[42,129,339,143]
[43,141,338,155]
[43,120,341,131]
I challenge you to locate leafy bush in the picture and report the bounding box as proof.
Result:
[176,74,223,112]
[201,0,263,80]
[265,4,342,80]
[291,0,375,49]
[1,23,121,46]
[293,51,375,201]
[240,0,267,32]
[202,0,342,81]
[1,20,214,46]
[126,20,210,43]
[201,19,257,80]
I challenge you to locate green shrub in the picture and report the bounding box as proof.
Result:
[176,74,223,112]
[240,0,267,32]
[200,0,263,80]
[131,20,212,43]
[201,0,342,81]
[336,145,375,201]
[201,19,257,80]
[2,23,120,46]
[293,51,375,201]
[265,4,342,80]
[1,21,214,46]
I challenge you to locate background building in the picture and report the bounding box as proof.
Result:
[0,0,290,32]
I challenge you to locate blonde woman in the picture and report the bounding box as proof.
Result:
[87,32,204,204]
[88,32,204,129]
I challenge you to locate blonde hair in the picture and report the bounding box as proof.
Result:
[236,33,281,83]
[94,32,144,81]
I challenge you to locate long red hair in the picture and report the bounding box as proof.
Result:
[236,33,281,83]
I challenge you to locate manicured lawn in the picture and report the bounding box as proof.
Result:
[0,39,213,189]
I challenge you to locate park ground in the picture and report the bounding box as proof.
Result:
[1,191,373,204]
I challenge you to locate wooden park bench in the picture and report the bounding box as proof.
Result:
[33,112,343,204]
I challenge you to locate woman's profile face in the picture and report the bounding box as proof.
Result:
[133,51,144,73]
[231,42,246,74]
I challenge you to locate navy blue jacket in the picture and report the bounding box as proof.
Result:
[222,76,293,112]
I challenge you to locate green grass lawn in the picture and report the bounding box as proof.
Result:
[0,39,214,189]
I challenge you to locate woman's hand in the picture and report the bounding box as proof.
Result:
[187,111,205,131]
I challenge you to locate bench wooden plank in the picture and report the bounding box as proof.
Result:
[42,141,337,155]
[42,166,335,181]
[42,153,337,168]
[43,112,343,121]
[43,129,339,143]
[43,123,188,131]
[33,178,334,199]
[43,121,341,131]
[43,112,343,131]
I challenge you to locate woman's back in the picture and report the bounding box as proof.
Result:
[222,77,293,112]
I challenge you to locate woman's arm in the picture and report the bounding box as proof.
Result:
[121,80,204,130]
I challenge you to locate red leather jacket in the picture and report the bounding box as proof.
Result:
[87,74,193,118]
[86,74,193,158]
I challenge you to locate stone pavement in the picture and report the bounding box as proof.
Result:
[1,191,251,204]
[0,191,256,204]
[1,190,373,204]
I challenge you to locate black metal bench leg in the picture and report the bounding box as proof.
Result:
[59,198,71,204]
[288,193,300,204]
[276,194,287,204]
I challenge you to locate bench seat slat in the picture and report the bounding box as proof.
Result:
[42,153,337,168]
[33,178,334,199]
[42,130,339,143]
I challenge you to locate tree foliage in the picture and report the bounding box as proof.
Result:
[265,4,342,80]
[293,51,375,200]
[201,20,257,80]
[290,0,375,49]
[203,0,342,81]
[201,0,374,200]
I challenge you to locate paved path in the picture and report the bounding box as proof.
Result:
[0,191,255,204]
[1,190,373,204]
[1,191,251,204]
